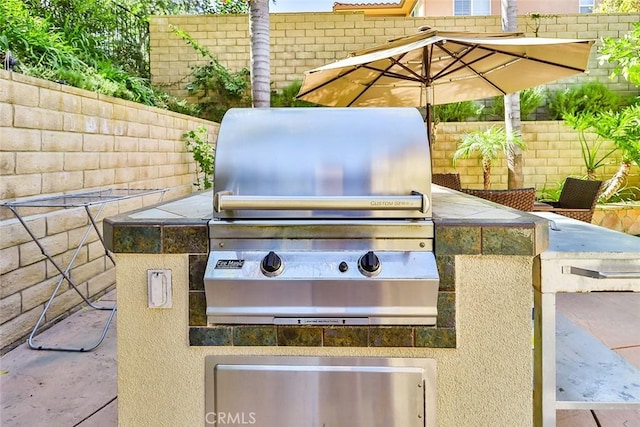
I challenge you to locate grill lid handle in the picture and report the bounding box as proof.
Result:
[214,191,429,213]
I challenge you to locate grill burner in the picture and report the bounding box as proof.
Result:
[204,107,440,325]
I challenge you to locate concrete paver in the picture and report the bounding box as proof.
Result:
[76,399,117,426]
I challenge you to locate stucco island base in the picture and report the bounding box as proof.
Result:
[115,253,534,427]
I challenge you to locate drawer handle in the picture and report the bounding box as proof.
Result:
[562,266,640,279]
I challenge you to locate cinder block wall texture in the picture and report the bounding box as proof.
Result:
[0,70,218,353]
[150,12,640,97]
[433,121,636,190]
[149,11,638,187]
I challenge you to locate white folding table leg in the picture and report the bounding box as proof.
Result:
[3,188,166,351]
[7,203,117,352]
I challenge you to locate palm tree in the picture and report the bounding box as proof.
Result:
[501,0,523,189]
[569,106,640,201]
[248,0,271,107]
[562,113,618,180]
[453,126,526,190]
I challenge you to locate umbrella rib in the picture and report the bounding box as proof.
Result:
[346,72,386,107]
[435,52,507,84]
[446,40,590,73]
[357,47,426,83]
[361,63,423,82]
[296,54,422,100]
[346,52,418,106]
[431,40,590,94]
[436,43,507,95]
[510,51,587,72]
[429,44,479,82]
[356,49,429,84]
[296,66,362,98]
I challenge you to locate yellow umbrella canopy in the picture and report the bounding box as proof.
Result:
[297,29,595,108]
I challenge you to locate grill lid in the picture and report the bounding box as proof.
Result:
[213,107,432,219]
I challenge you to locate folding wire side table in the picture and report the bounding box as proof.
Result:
[1,188,167,352]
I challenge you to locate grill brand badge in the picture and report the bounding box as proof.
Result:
[215,259,245,269]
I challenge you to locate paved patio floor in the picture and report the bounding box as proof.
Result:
[1,291,117,427]
[556,292,640,426]
[1,290,638,426]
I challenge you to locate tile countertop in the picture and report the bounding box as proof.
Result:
[103,186,551,256]
[124,191,214,222]
[532,212,640,256]
[105,187,545,223]
[431,186,540,221]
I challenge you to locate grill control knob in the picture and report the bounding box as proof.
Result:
[358,251,381,277]
[261,251,283,277]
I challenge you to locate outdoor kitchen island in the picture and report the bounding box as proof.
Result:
[104,185,551,427]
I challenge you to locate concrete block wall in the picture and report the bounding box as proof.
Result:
[433,121,637,190]
[0,70,218,353]
[150,12,640,98]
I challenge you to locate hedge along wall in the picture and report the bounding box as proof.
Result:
[149,12,640,98]
[0,70,218,353]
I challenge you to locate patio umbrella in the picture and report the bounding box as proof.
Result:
[296,28,594,133]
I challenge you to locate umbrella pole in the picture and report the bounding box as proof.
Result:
[426,102,435,170]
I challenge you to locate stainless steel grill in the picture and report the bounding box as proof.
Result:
[204,107,440,325]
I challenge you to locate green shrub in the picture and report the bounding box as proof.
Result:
[433,101,483,123]
[171,25,251,122]
[1,0,87,71]
[183,127,214,190]
[1,0,198,116]
[563,112,619,179]
[153,91,201,116]
[484,87,545,120]
[603,185,640,203]
[547,81,624,120]
[270,81,317,107]
[537,180,565,202]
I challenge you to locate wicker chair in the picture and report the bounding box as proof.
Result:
[533,177,603,223]
[432,173,462,191]
[462,187,536,211]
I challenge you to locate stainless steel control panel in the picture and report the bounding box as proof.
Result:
[204,250,440,325]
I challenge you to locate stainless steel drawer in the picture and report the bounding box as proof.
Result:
[205,356,436,427]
